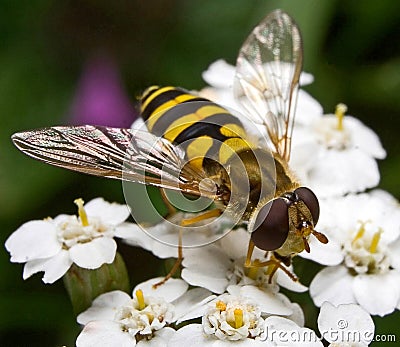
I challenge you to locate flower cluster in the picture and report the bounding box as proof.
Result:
[5,58,398,347]
[5,198,131,283]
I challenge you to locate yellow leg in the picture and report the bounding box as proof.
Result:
[249,256,298,283]
[153,208,222,288]
[153,227,183,288]
[180,209,222,226]
[244,239,255,267]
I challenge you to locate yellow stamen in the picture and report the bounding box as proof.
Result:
[352,221,367,244]
[135,289,146,310]
[335,103,348,131]
[233,308,244,329]
[369,229,382,254]
[74,198,89,226]
[216,300,227,311]
[146,312,154,324]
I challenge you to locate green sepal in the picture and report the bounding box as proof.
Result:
[63,252,130,315]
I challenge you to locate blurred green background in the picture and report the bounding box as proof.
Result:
[1,0,399,346]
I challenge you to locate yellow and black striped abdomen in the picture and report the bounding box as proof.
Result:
[140,86,255,170]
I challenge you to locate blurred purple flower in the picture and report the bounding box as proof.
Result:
[70,53,137,127]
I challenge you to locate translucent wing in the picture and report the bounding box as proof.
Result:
[11,125,217,198]
[233,9,303,161]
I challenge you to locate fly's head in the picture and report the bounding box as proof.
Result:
[249,187,328,254]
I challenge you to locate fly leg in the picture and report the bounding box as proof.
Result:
[152,227,183,288]
[244,246,298,283]
[152,209,222,288]
[244,239,255,267]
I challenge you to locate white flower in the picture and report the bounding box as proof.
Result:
[202,294,265,341]
[290,104,386,198]
[263,316,323,347]
[77,277,214,347]
[169,293,321,347]
[181,228,308,295]
[318,302,375,347]
[305,190,400,316]
[5,197,131,283]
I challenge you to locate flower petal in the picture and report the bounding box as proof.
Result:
[114,222,146,240]
[181,245,232,293]
[76,320,134,347]
[352,271,400,316]
[295,90,323,125]
[173,288,216,324]
[299,236,343,266]
[218,228,265,260]
[167,324,206,347]
[114,222,143,239]
[287,302,305,327]
[117,223,173,256]
[69,237,117,269]
[5,220,61,262]
[345,116,386,159]
[202,59,235,89]
[137,327,176,347]
[84,198,130,225]
[134,277,188,303]
[299,71,314,86]
[228,285,292,316]
[275,270,308,293]
[77,290,131,325]
[310,266,356,307]
[318,302,374,346]
[305,149,380,197]
[182,268,229,295]
[169,324,266,346]
[23,249,72,283]
[264,316,323,346]
[389,237,400,270]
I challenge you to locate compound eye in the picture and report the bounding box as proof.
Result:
[295,187,319,225]
[250,198,289,251]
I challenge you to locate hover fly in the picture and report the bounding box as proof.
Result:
[11,10,328,282]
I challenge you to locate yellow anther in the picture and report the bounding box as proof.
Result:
[233,308,244,329]
[335,103,348,131]
[146,312,154,324]
[216,300,227,311]
[369,229,382,254]
[135,289,146,310]
[352,221,367,244]
[74,198,89,227]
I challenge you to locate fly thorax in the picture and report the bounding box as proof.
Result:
[225,148,277,220]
